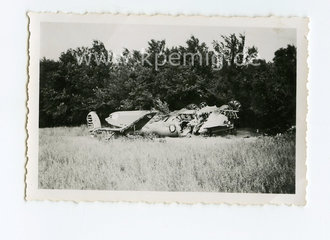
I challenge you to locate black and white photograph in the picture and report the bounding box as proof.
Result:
[6,0,330,239]
[26,13,308,204]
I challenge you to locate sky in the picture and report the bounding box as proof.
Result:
[40,22,296,62]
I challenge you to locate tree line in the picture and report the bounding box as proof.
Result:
[39,33,296,134]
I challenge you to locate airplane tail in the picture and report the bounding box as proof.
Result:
[86,111,102,133]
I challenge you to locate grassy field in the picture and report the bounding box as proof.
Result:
[38,126,295,193]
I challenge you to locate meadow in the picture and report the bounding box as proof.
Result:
[38,126,295,193]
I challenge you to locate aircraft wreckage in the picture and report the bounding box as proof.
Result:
[86,101,241,139]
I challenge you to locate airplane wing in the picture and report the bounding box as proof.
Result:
[201,112,228,129]
[121,111,157,133]
[91,127,122,132]
[105,111,157,133]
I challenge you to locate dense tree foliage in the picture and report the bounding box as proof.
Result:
[39,35,296,134]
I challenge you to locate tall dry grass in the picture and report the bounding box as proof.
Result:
[38,127,295,193]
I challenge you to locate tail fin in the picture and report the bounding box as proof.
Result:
[87,111,102,132]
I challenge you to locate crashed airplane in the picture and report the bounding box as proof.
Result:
[86,101,241,139]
